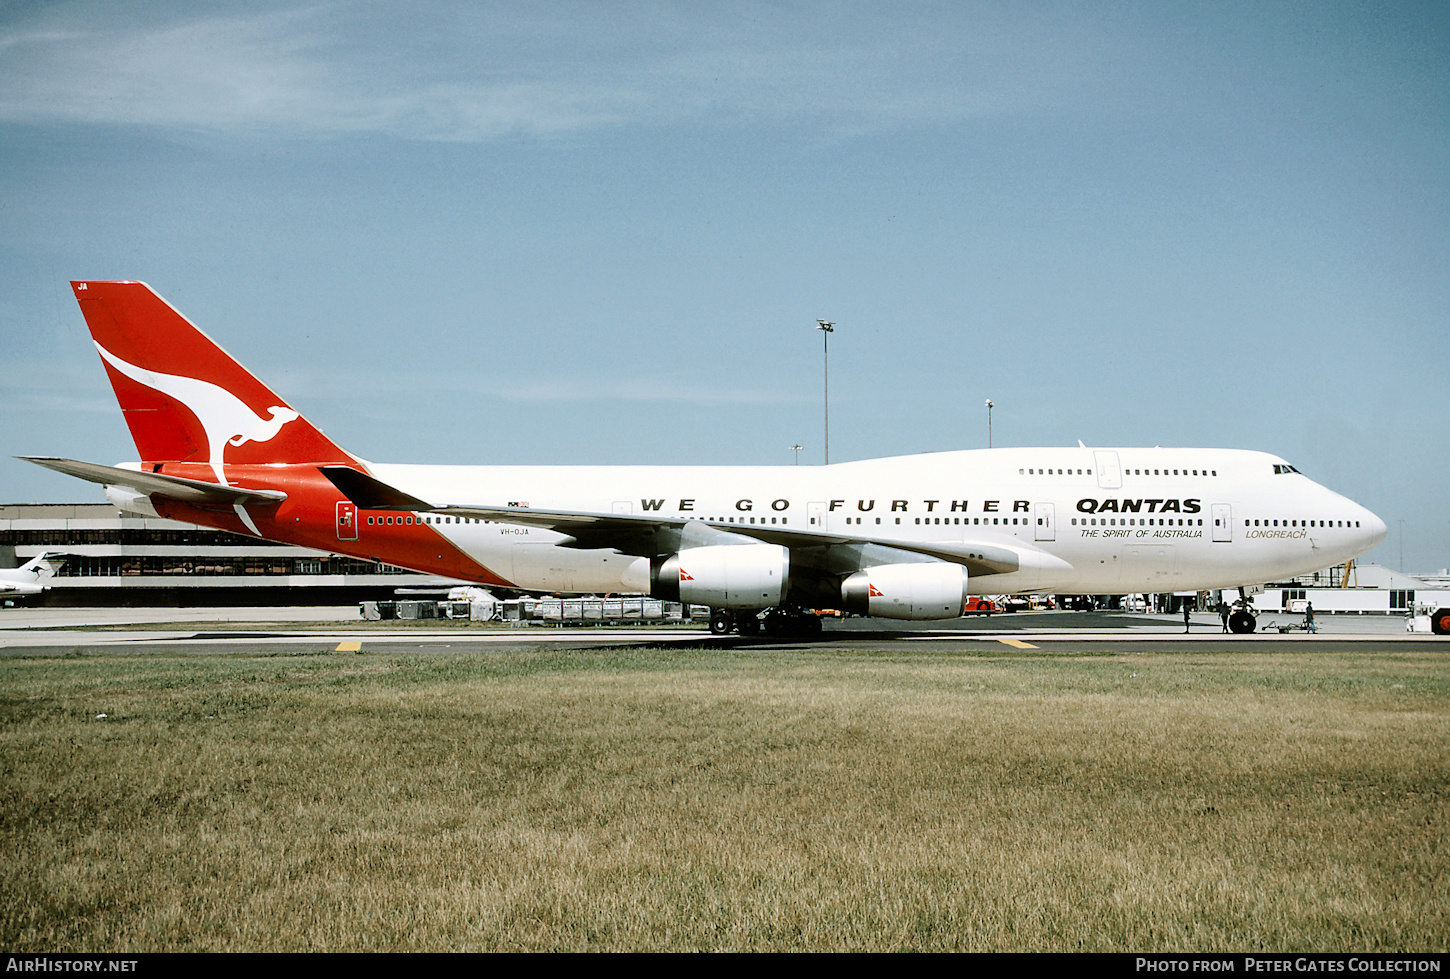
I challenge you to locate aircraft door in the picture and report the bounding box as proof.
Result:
[807,501,828,533]
[1093,451,1123,489]
[1034,502,1056,542]
[336,501,358,541]
[1212,504,1233,543]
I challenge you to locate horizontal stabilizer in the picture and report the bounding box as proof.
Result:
[19,457,287,506]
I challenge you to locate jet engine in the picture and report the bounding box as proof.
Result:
[641,543,790,608]
[841,562,970,620]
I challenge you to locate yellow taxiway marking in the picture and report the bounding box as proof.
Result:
[997,638,1038,649]
[335,641,362,652]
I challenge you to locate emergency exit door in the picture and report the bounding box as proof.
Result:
[1212,504,1233,543]
[337,501,358,541]
[1034,502,1056,542]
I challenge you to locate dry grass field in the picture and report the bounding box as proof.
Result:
[1,643,1445,951]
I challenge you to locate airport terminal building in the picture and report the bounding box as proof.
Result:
[1248,562,1450,617]
[1,503,463,606]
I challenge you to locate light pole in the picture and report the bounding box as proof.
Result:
[817,320,834,465]
[790,443,803,466]
[985,399,994,448]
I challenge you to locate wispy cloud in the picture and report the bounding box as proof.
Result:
[0,5,644,139]
[268,362,812,409]
[488,375,813,407]
[0,2,1117,141]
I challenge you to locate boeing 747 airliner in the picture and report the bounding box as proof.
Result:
[25,281,1386,635]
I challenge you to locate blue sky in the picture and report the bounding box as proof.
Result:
[2,1,1446,571]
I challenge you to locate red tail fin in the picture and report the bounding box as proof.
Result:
[71,281,359,478]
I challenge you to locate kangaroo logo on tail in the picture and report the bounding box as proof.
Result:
[95,342,299,485]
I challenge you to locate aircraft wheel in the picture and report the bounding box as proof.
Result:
[709,610,734,635]
[805,613,823,636]
[1229,610,1256,634]
[763,609,790,636]
[1432,608,1450,636]
[737,613,761,636]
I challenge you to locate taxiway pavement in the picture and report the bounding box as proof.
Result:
[1,606,1440,657]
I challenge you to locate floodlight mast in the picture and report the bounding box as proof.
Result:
[817,320,834,465]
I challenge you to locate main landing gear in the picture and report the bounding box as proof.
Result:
[1228,587,1258,634]
[709,607,823,638]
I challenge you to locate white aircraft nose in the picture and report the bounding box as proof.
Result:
[1362,508,1388,551]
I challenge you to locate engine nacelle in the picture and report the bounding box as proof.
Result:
[104,484,160,519]
[841,562,970,620]
[647,543,789,608]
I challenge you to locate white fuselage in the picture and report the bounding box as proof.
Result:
[366,446,1386,596]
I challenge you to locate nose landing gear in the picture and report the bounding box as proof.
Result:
[1228,587,1258,633]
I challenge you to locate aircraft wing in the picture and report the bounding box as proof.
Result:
[430,504,1070,579]
[21,457,288,506]
[319,466,1070,580]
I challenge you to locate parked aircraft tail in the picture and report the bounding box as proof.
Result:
[0,552,67,596]
[18,552,66,580]
[69,281,359,482]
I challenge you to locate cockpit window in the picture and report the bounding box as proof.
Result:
[1273,464,1302,475]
